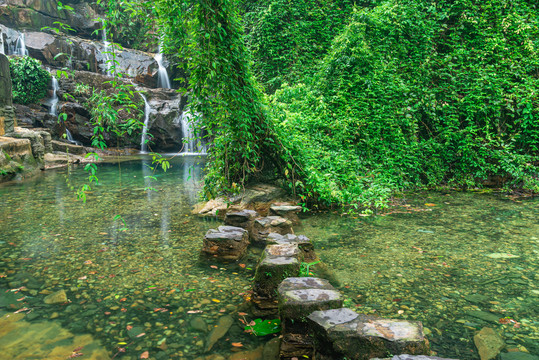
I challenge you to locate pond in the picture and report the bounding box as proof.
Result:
[0,158,537,359]
[0,156,267,360]
[301,192,538,359]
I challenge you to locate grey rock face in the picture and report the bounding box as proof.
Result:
[202,226,249,260]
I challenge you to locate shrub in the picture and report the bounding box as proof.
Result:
[9,56,51,105]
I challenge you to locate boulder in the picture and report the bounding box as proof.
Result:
[202,226,249,260]
[308,308,430,360]
[205,315,234,352]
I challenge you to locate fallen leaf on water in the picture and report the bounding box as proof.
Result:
[210,265,218,269]
[239,264,246,268]
[212,299,220,303]
[424,203,436,206]
[78,276,87,280]
[136,333,146,338]
[238,312,248,316]
[84,260,92,265]
[231,342,243,347]
[140,351,149,359]
[187,310,203,314]
[126,325,133,331]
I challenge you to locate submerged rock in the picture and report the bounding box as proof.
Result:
[44,289,68,305]
[474,327,505,360]
[205,315,234,352]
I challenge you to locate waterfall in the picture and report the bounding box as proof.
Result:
[49,75,59,116]
[101,21,112,76]
[14,33,28,56]
[175,110,206,155]
[0,34,4,55]
[155,44,171,89]
[65,129,82,146]
[140,94,151,153]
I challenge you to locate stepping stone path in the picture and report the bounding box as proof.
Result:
[200,201,453,360]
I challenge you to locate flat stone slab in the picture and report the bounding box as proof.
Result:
[265,243,300,258]
[252,216,293,243]
[308,308,430,360]
[224,209,259,233]
[278,277,343,332]
[278,277,335,292]
[267,233,316,260]
[51,140,85,155]
[202,225,249,260]
[270,204,302,224]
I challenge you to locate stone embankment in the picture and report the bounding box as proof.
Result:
[198,194,456,360]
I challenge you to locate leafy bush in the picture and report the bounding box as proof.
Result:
[269,0,539,209]
[9,56,51,105]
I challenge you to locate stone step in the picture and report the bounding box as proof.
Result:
[269,204,302,225]
[253,245,301,299]
[224,209,259,234]
[267,233,316,261]
[252,216,294,244]
[201,225,249,260]
[307,308,430,360]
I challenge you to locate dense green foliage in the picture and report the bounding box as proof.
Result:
[9,56,51,105]
[267,0,539,208]
[155,0,287,197]
[241,0,355,93]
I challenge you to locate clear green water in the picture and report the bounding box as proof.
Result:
[1,160,538,359]
[300,192,539,359]
[0,157,264,359]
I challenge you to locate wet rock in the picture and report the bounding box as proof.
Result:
[466,310,500,324]
[308,308,430,360]
[229,344,263,360]
[278,277,342,334]
[193,198,229,219]
[190,316,208,333]
[202,226,249,260]
[44,289,68,304]
[224,209,259,234]
[500,353,539,360]
[267,233,316,261]
[474,327,505,360]
[262,337,281,360]
[252,216,293,243]
[254,250,300,298]
[205,315,234,352]
[269,204,302,225]
[51,140,85,155]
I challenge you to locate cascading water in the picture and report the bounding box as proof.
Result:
[175,110,206,155]
[155,45,171,89]
[48,75,59,116]
[14,33,28,56]
[140,94,151,153]
[0,34,5,55]
[101,21,112,76]
[65,129,82,146]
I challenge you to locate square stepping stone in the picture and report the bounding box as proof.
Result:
[201,225,249,260]
[308,308,430,360]
[254,253,300,298]
[278,277,343,333]
[224,209,258,234]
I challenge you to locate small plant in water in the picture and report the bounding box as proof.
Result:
[299,260,320,277]
[244,318,281,336]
